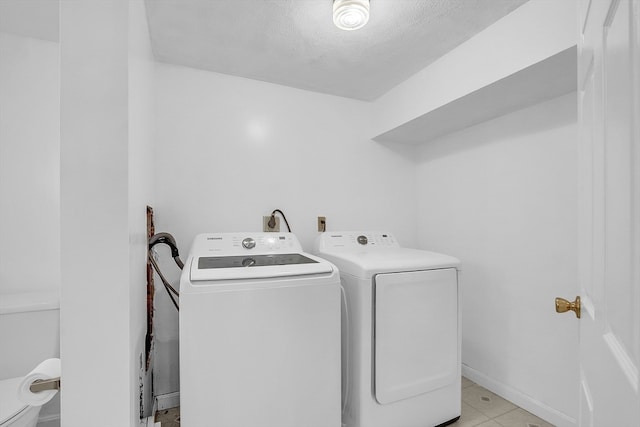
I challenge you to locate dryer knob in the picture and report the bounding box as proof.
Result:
[242,237,256,249]
[357,235,368,245]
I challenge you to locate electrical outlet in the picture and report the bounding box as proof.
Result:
[318,216,326,232]
[263,216,280,232]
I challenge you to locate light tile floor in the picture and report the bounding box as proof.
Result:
[155,406,180,427]
[452,377,554,427]
[154,377,554,427]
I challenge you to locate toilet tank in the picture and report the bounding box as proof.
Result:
[0,291,60,380]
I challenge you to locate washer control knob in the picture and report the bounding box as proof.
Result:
[242,237,256,249]
[242,257,256,267]
[357,235,368,245]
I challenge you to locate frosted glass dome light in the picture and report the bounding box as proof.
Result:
[333,0,370,31]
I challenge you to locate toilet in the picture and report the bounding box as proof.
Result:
[0,292,60,427]
[0,377,41,427]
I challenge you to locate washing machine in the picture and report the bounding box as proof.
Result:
[314,231,461,427]
[180,232,341,427]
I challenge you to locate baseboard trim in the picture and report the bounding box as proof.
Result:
[144,392,160,427]
[156,391,180,411]
[462,365,576,427]
[144,417,161,427]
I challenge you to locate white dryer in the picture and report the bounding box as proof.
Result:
[180,232,341,427]
[314,232,461,427]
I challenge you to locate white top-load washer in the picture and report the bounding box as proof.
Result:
[314,232,461,427]
[180,232,341,427]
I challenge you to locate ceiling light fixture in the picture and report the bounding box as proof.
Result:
[333,0,370,31]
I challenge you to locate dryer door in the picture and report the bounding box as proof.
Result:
[374,268,458,405]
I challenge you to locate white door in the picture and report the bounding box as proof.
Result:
[574,0,640,425]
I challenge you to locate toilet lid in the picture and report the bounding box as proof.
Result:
[0,377,28,424]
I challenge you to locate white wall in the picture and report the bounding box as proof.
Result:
[151,64,418,394]
[60,1,129,424]
[372,0,576,139]
[129,0,156,421]
[0,22,61,427]
[416,93,578,426]
[60,1,154,425]
[0,32,59,294]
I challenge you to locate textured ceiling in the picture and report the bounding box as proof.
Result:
[0,0,529,101]
[145,0,528,101]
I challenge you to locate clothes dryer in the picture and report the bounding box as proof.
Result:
[314,232,461,427]
[180,232,341,427]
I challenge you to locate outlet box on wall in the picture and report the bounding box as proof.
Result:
[318,216,326,232]
[263,216,280,232]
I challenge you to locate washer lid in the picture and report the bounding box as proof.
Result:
[0,377,28,424]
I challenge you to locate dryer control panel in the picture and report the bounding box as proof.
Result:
[316,232,400,250]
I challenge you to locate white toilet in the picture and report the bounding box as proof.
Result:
[0,292,60,427]
[0,377,41,427]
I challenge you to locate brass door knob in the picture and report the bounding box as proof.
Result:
[555,296,581,319]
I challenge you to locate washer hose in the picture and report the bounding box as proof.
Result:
[149,232,184,269]
[149,232,183,311]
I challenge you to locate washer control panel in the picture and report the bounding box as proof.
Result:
[318,232,399,249]
[190,233,302,256]
[187,232,334,282]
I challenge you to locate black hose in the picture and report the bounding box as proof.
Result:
[149,250,179,311]
[148,232,183,311]
[149,232,184,269]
